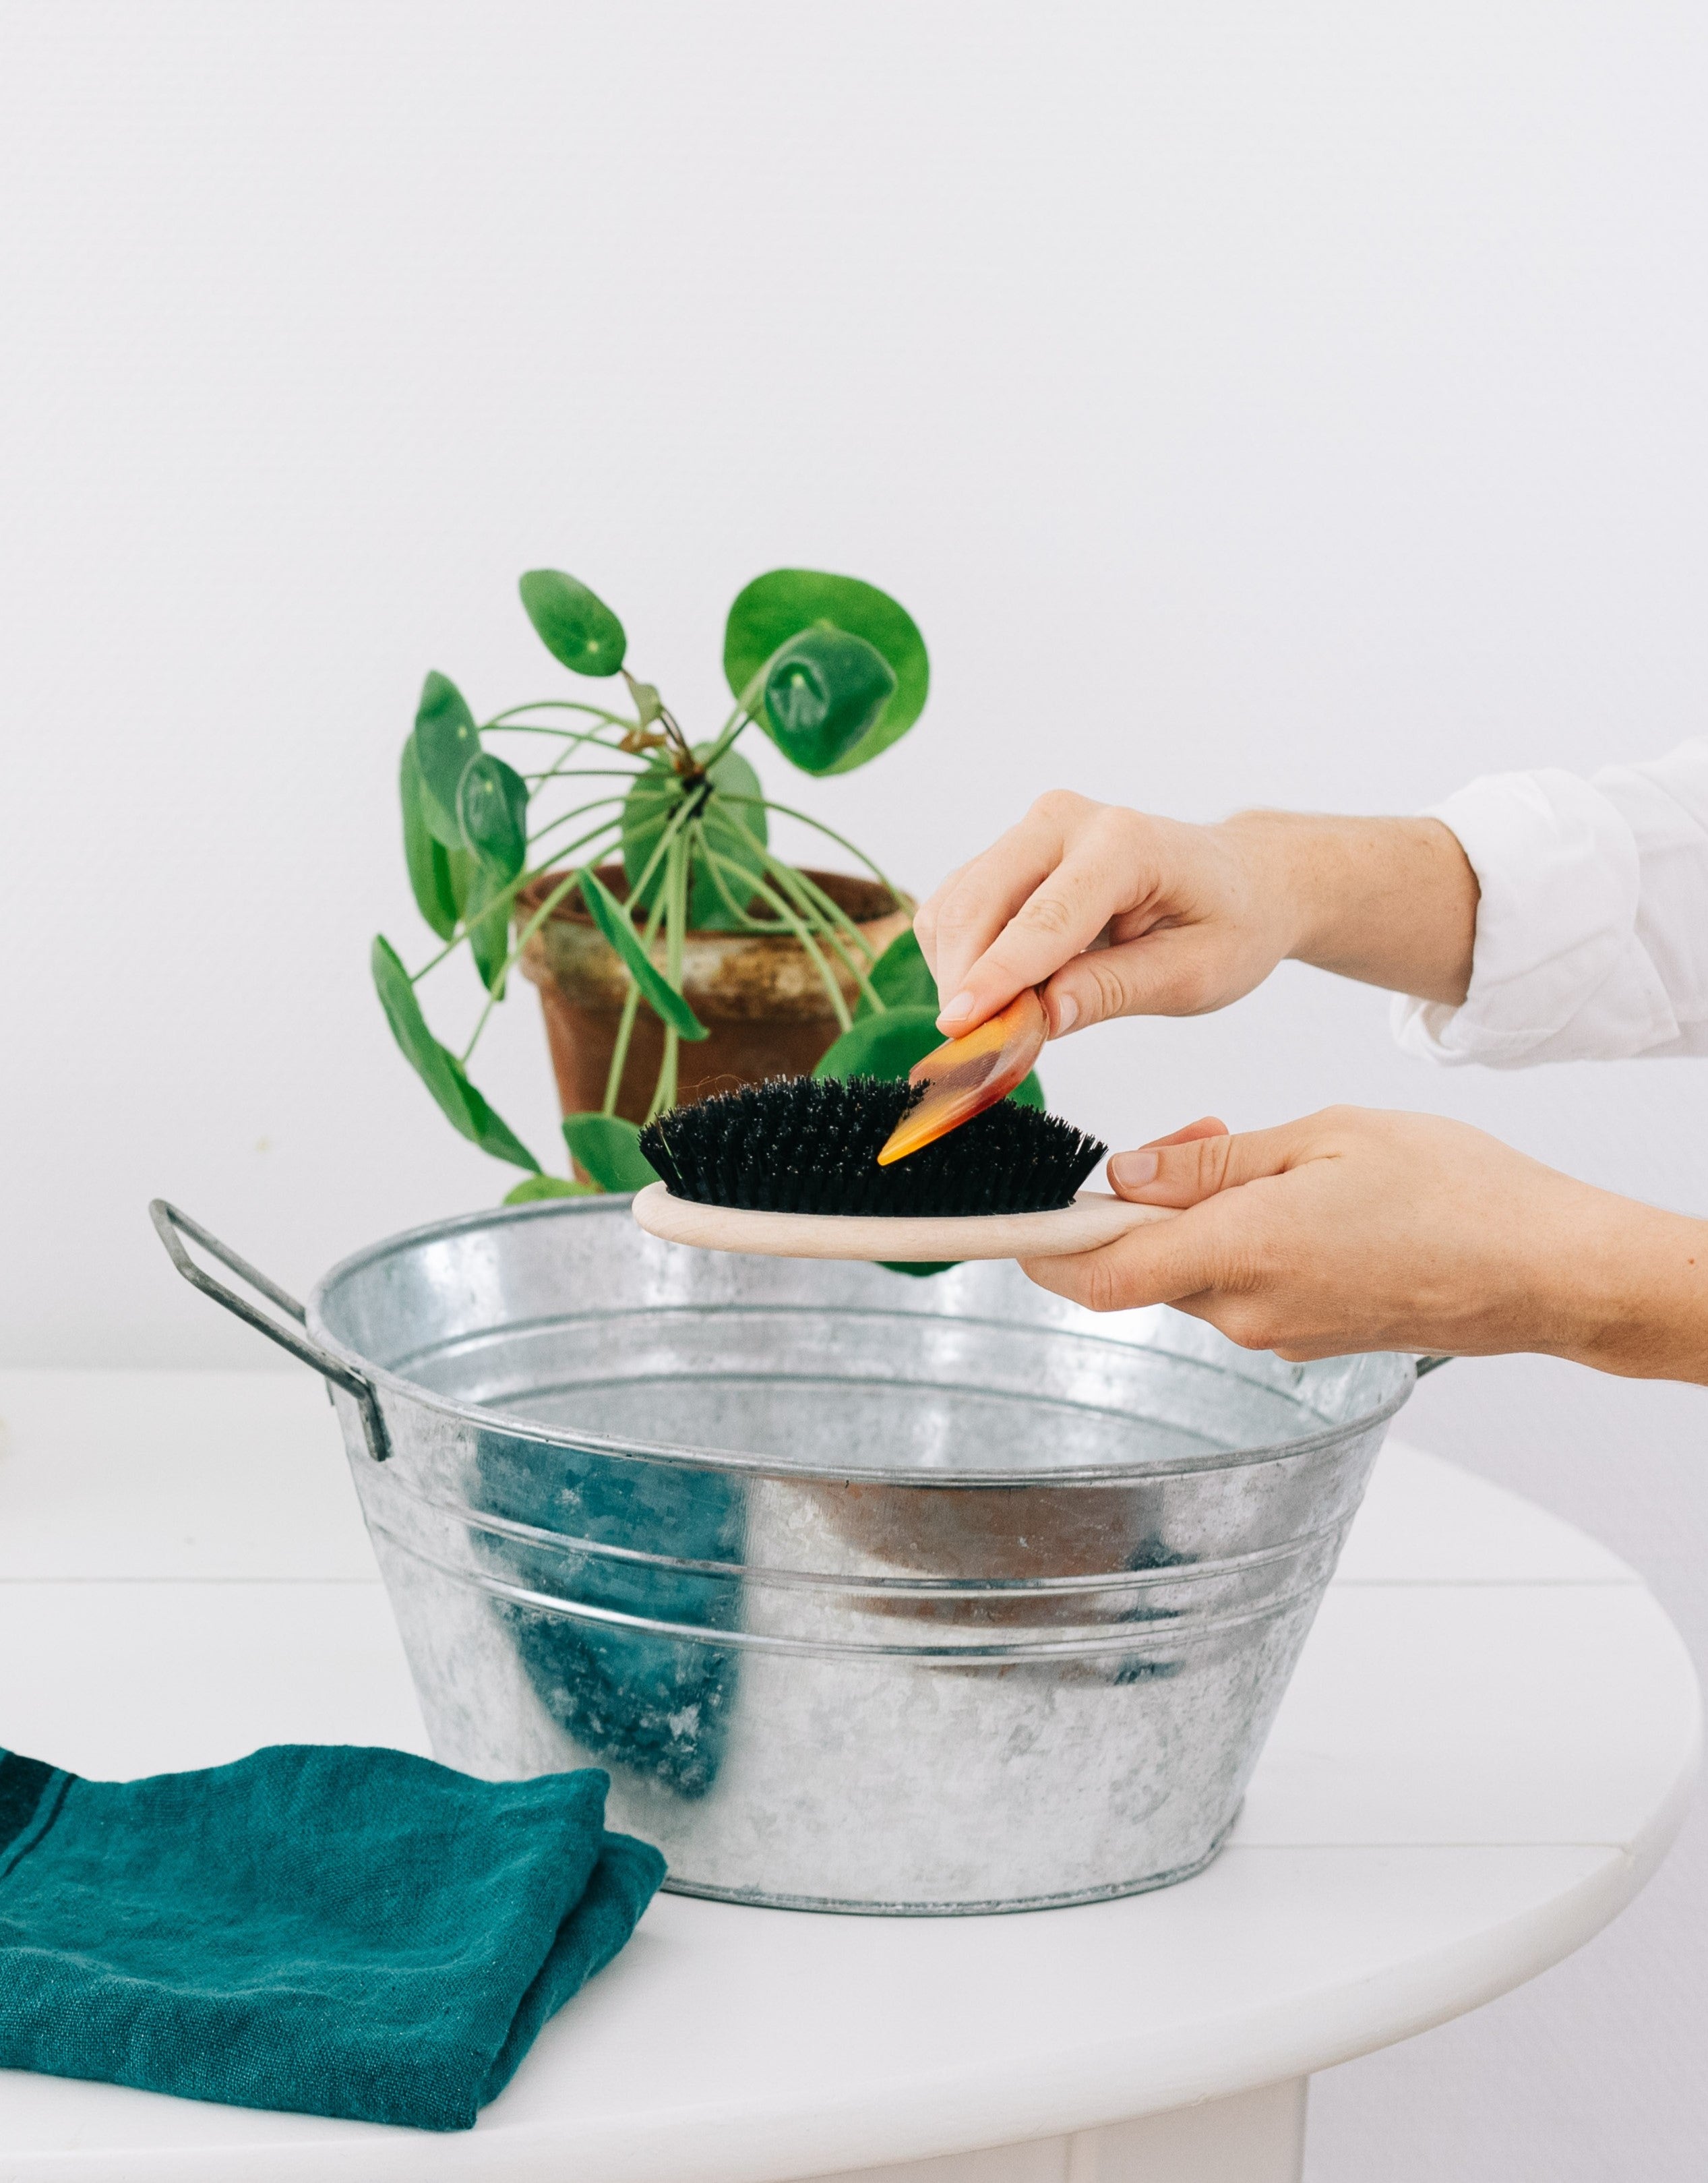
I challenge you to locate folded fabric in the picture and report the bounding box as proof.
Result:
[0,1742,665,2131]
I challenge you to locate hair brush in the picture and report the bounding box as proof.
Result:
[631,1073,1174,1262]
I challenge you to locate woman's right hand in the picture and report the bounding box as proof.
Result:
[914,791,1479,1038]
[915,792,1304,1039]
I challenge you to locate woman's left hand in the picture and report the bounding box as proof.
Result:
[1021,1106,1708,1382]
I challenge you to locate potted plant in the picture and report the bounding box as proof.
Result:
[372,564,971,1201]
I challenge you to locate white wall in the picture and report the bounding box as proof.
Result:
[2,5,1704,2174]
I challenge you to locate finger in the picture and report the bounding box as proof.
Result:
[1039,928,1231,1031]
[1020,1197,1242,1314]
[1143,1116,1230,1148]
[1105,1118,1310,1209]
[925,810,1080,1022]
[941,839,1142,1031]
[911,858,974,977]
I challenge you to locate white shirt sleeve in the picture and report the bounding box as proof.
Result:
[1391,738,1708,1066]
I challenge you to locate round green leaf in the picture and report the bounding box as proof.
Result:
[724,569,928,773]
[578,866,709,1041]
[813,1005,940,1083]
[814,1002,1044,1108]
[372,934,470,1128]
[456,1076,543,1170]
[413,672,481,847]
[462,863,511,996]
[370,936,539,1171]
[854,925,937,1019]
[563,1112,660,1194]
[457,753,530,882]
[400,740,461,940]
[504,1174,601,1203]
[760,628,896,776]
[519,569,627,678]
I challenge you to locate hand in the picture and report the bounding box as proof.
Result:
[915,791,1478,1039]
[915,792,1294,1038]
[1020,1106,1708,1383]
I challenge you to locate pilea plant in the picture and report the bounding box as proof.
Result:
[373,566,965,1201]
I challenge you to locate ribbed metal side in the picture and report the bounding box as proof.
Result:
[310,1197,1414,1911]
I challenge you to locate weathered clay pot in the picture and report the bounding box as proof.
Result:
[516,864,911,1127]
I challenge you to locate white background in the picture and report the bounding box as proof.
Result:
[2,3,1705,2174]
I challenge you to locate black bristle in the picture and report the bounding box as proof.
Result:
[638,1077,1107,1218]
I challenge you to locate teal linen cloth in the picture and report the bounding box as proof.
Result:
[0,1742,665,2131]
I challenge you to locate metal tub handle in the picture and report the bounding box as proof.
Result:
[149,1199,392,1464]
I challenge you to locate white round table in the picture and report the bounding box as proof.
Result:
[0,1369,1696,2182]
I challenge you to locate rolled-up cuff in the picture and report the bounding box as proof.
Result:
[1391,768,1676,1067]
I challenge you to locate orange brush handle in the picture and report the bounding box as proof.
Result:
[876,990,1049,1165]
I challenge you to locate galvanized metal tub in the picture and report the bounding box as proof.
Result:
[154,1195,1424,1915]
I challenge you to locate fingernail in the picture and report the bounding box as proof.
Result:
[1053,993,1078,1035]
[1109,1150,1159,1189]
[940,990,975,1025]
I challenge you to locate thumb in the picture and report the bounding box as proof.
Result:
[1042,930,1229,1035]
[1106,1118,1308,1209]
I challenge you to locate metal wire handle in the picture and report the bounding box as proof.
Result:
[149,1199,392,1463]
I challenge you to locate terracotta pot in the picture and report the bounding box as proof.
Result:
[515,864,912,1127]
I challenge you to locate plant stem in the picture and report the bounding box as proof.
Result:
[485,700,639,731]
[522,769,644,786]
[741,798,906,904]
[594,794,700,1116]
[524,797,627,845]
[621,787,696,909]
[688,657,776,771]
[777,859,883,965]
[408,816,623,984]
[481,725,628,750]
[459,860,601,1062]
[694,709,751,773]
[459,775,691,1062]
[650,1025,680,1126]
[458,773,694,1060]
[690,820,781,932]
[600,876,670,1116]
[761,851,884,1013]
[702,840,852,1031]
[643,836,689,1123]
[650,1028,680,1125]
[410,750,671,993]
[667,834,687,992]
[601,985,644,1118]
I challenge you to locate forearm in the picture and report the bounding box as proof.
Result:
[1223,812,1479,1007]
[1043,1106,1708,1387]
[1549,1192,1708,1384]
